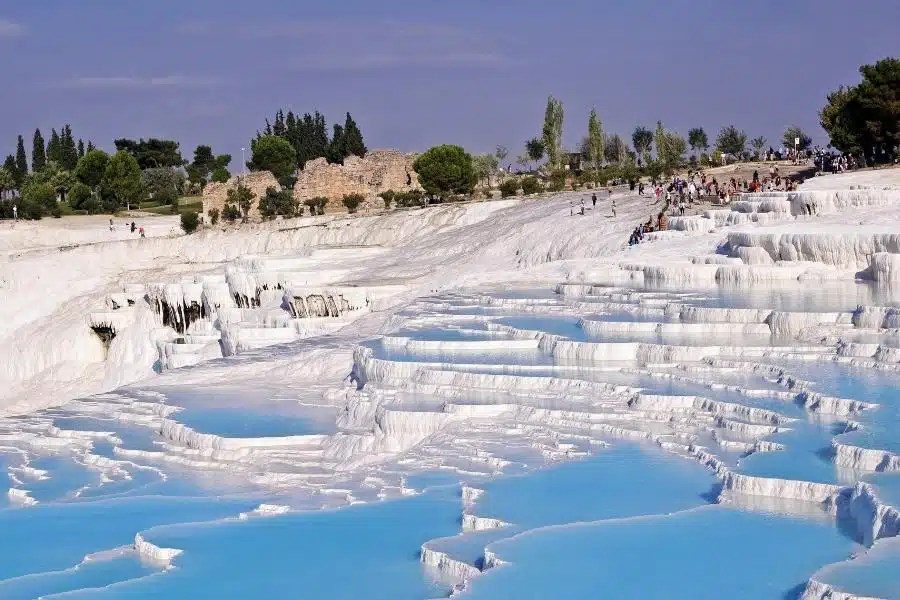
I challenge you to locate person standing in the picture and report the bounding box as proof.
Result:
[591,193,597,209]
[12,204,17,220]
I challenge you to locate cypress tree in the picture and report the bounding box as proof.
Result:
[273,109,286,138]
[77,139,85,159]
[32,129,46,172]
[15,135,28,181]
[312,112,328,160]
[47,128,62,165]
[298,113,314,167]
[343,112,367,158]
[61,125,79,170]
[326,124,345,164]
[86,140,96,153]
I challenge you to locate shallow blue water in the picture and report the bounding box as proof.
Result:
[465,506,860,600]
[817,537,900,600]
[473,444,716,527]
[174,404,336,438]
[0,495,259,586]
[61,489,462,600]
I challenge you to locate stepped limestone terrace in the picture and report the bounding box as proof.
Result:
[1,169,900,599]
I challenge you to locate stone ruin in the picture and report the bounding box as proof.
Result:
[293,149,423,213]
[201,171,281,222]
[200,150,422,221]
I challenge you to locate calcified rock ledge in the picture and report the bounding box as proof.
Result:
[4,170,900,597]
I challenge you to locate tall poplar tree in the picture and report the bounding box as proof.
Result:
[541,96,564,170]
[587,107,604,170]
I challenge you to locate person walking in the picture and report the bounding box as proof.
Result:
[12,204,17,221]
[139,226,145,238]
[591,193,597,209]
[580,198,586,215]
[611,199,617,217]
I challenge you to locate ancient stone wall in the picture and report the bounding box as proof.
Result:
[201,171,280,222]
[293,150,422,213]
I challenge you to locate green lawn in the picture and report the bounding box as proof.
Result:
[142,196,202,215]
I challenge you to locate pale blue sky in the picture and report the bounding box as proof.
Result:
[1,1,898,162]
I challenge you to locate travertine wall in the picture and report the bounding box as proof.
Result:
[202,171,280,222]
[293,150,422,212]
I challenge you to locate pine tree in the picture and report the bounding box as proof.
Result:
[77,139,85,159]
[285,110,298,158]
[86,141,96,153]
[61,125,79,170]
[47,128,62,165]
[343,113,367,158]
[32,129,46,172]
[16,135,28,181]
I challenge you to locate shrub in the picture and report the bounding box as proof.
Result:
[180,210,199,233]
[520,176,541,196]
[499,178,519,198]
[222,204,240,222]
[207,207,220,225]
[548,169,567,192]
[259,186,298,219]
[380,190,396,208]
[304,196,329,215]
[342,193,365,214]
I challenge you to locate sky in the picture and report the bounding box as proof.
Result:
[1,0,898,164]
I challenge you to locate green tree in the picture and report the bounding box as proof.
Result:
[782,127,811,151]
[75,150,109,188]
[525,138,545,169]
[2,156,17,190]
[69,182,92,210]
[211,166,230,183]
[413,144,476,198]
[248,135,297,179]
[180,211,199,233]
[820,58,900,160]
[77,139,85,159]
[716,125,748,157]
[32,129,46,173]
[60,125,78,170]
[343,113,367,157]
[0,167,15,199]
[587,108,604,170]
[631,126,653,165]
[541,96,564,170]
[688,127,709,155]
[207,207,220,225]
[326,124,346,164]
[86,141,96,153]
[15,135,28,184]
[114,138,184,169]
[472,153,499,187]
[46,129,62,165]
[101,151,144,210]
[750,136,767,158]
[226,183,255,222]
[141,168,182,205]
[604,134,628,164]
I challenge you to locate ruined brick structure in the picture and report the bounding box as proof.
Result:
[201,171,280,222]
[293,150,422,213]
